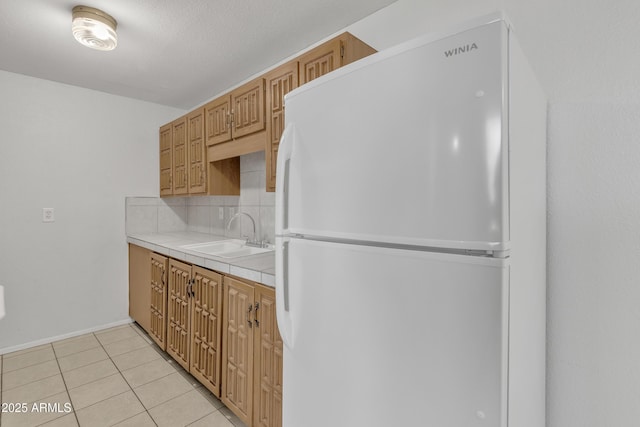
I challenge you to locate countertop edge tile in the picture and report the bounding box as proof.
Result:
[261,273,276,287]
[127,232,274,287]
[229,266,262,283]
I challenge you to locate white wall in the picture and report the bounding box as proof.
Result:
[547,103,640,427]
[0,70,184,352]
[344,1,640,426]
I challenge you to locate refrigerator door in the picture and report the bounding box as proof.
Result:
[276,237,508,427]
[280,21,509,251]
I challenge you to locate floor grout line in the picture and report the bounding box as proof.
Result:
[91,326,158,427]
[50,342,80,427]
[2,323,238,427]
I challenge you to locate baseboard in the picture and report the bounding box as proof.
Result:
[0,318,134,355]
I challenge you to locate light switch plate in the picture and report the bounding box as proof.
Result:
[43,208,55,222]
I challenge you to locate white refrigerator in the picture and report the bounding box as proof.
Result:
[275,14,546,427]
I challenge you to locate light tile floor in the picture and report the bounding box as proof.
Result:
[0,323,247,427]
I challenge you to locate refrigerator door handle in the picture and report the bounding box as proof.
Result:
[275,123,295,236]
[276,237,294,349]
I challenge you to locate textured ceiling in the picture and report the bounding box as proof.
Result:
[0,0,396,109]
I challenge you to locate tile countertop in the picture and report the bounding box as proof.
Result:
[127,231,275,287]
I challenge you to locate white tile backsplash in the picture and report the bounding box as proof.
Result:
[126,152,276,242]
[240,151,265,173]
[158,205,187,232]
[187,196,212,206]
[125,205,158,235]
[239,170,261,206]
[260,189,275,207]
[260,206,275,243]
[187,206,210,234]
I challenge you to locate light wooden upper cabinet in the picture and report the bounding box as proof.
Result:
[172,116,189,195]
[299,38,342,84]
[162,111,239,197]
[233,78,266,140]
[188,108,207,194]
[160,32,374,195]
[206,77,266,147]
[159,124,173,197]
[266,32,375,191]
[299,32,376,85]
[205,96,232,146]
[265,61,299,192]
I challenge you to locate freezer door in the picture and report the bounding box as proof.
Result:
[277,238,508,427]
[280,21,509,251]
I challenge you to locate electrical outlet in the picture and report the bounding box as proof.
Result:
[42,208,55,223]
[218,207,224,220]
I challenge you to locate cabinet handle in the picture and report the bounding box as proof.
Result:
[246,303,253,328]
[187,279,194,298]
[253,302,260,327]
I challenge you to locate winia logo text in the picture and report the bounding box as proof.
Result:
[444,43,478,57]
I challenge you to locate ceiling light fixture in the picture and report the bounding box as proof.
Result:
[72,5,117,51]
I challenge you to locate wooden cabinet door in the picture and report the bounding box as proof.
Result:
[222,276,255,426]
[340,32,376,66]
[253,285,283,427]
[167,259,191,370]
[231,77,265,140]
[265,61,298,192]
[188,108,207,194]
[172,116,189,195]
[159,124,173,196]
[205,95,232,146]
[299,38,342,84]
[129,244,151,332]
[190,267,223,397]
[149,252,168,350]
[299,33,375,85]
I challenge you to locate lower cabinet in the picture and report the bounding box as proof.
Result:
[128,244,151,332]
[149,252,168,350]
[253,284,283,427]
[190,265,224,397]
[167,259,224,397]
[167,259,192,369]
[223,277,283,427]
[128,245,280,426]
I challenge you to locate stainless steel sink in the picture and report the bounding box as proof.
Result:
[180,240,273,258]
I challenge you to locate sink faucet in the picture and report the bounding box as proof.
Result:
[227,212,264,247]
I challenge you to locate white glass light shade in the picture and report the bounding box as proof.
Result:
[72,6,117,51]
